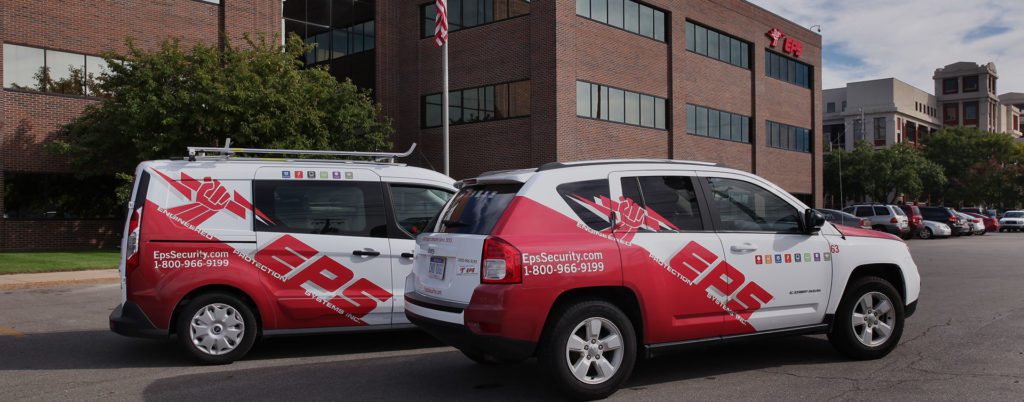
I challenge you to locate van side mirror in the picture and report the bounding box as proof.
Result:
[804,209,826,234]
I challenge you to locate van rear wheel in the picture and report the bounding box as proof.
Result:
[176,292,257,365]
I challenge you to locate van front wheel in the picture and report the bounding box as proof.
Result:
[176,292,257,365]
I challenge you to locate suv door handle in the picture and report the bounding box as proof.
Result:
[401,252,415,259]
[353,249,381,257]
[730,243,758,253]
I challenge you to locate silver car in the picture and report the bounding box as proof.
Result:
[957,212,985,236]
[918,220,952,239]
[999,211,1024,232]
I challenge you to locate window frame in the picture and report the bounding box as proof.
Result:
[963,101,979,125]
[686,103,751,144]
[609,171,715,233]
[684,20,751,69]
[251,179,390,238]
[422,79,530,128]
[577,0,667,42]
[764,50,812,89]
[421,0,530,39]
[699,175,806,234]
[576,80,668,130]
[942,77,958,94]
[383,182,456,239]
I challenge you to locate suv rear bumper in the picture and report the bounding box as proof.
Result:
[406,310,535,361]
[109,301,166,338]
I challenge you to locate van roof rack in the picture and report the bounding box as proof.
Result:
[187,138,416,164]
[536,159,718,171]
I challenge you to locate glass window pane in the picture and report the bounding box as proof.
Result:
[425,94,443,128]
[625,91,640,125]
[706,177,801,232]
[464,88,481,122]
[685,22,695,51]
[653,11,665,41]
[719,34,730,63]
[464,0,478,26]
[696,106,708,135]
[391,186,454,235]
[599,85,609,119]
[771,122,780,146]
[637,176,704,230]
[483,85,495,119]
[708,109,720,138]
[591,0,607,23]
[741,117,750,142]
[640,95,655,127]
[638,5,653,37]
[283,0,305,20]
[740,42,749,68]
[707,30,719,59]
[333,29,349,58]
[364,21,375,51]
[624,1,639,33]
[252,180,387,237]
[577,0,590,17]
[731,39,742,67]
[788,59,796,83]
[47,50,86,95]
[306,0,331,26]
[655,98,666,129]
[591,84,600,117]
[609,88,624,122]
[695,25,707,54]
[449,0,462,29]
[577,81,591,117]
[85,55,110,95]
[608,0,623,28]
[686,104,696,133]
[731,114,742,141]
[720,111,732,140]
[496,83,510,118]
[3,45,46,90]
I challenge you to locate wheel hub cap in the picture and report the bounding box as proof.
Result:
[190,303,245,356]
[851,292,896,347]
[565,317,624,385]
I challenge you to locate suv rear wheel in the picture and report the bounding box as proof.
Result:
[828,276,904,360]
[539,300,636,400]
[176,292,257,364]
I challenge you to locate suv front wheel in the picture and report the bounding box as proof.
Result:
[539,300,637,400]
[828,276,905,360]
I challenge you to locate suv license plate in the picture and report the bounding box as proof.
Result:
[428,256,447,280]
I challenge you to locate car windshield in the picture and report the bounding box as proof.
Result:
[1005,212,1024,218]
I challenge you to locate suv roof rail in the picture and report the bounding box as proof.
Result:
[187,138,416,164]
[537,158,718,171]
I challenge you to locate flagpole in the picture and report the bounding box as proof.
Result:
[442,40,450,176]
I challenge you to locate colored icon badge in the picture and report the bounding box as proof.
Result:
[307,171,316,179]
[794,253,801,262]
[814,253,821,262]
[764,254,772,264]
[755,255,763,264]
[332,171,342,179]
[295,171,303,179]
[345,172,354,179]
[775,254,783,264]
[804,253,812,262]
[824,252,832,261]
[320,171,328,179]
[282,171,291,179]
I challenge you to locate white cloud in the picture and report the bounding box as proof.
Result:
[748,0,1024,94]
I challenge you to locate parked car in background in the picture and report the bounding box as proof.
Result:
[816,208,871,229]
[999,211,1024,232]
[958,212,985,236]
[897,205,924,237]
[964,212,999,233]
[959,207,985,215]
[843,204,911,238]
[919,206,970,236]
[918,220,952,239]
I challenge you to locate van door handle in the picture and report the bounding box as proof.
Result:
[353,249,381,257]
[401,252,415,259]
[730,243,758,253]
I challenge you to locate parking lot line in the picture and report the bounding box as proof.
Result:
[0,325,25,338]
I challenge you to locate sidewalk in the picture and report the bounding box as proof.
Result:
[0,269,119,291]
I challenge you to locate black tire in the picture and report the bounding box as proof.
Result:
[539,300,637,401]
[872,225,886,232]
[918,227,932,239]
[176,292,258,365]
[999,228,1005,233]
[828,276,905,360]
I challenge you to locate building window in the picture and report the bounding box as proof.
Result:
[578,0,666,42]
[826,102,835,113]
[1014,115,1019,132]
[685,21,749,69]
[423,80,530,128]
[824,124,845,151]
[2,44,112,96]
[285,0,376,67]
[578,81,667,129]
[963,101,979,125]
[423,0,529,38]
[842,101,847,112]
[765,50,811,88]
[873,117,886,146]
[766,121,811,153]
[942,77,958,94]
[685,104,750,143]
[962,75,979,92]
[943,103,959,125]
[2,172,120,219]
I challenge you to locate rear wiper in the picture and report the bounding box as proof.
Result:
[442,219,467,228]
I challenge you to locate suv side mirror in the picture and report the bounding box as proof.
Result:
[804,209,826,234]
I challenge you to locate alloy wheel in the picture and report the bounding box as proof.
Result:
[851,292,896,347]
[565,317,624,385]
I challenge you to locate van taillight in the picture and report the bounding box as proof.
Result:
[125,208,142,271]
[481,237,522,284]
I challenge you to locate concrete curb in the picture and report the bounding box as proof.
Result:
[0,269,119,291]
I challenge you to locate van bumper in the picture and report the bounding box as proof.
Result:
[109,301,166,338]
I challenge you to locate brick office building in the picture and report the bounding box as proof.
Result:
[1,0,280,250]
[3,0,820,250]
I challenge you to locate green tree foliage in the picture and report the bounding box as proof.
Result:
[825,142,947,204]
[921,127,1024,208]
[51,34,392,202]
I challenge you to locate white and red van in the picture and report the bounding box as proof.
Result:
[406,159,921,399]
[109,144,454,363]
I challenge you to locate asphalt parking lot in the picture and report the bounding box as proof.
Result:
[1,233,1023,401]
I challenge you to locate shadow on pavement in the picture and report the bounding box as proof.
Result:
[140,335,844,401]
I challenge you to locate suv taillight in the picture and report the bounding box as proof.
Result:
[890,217,899,224]
[125,208,142,271]
[860,219,869,227]
[481,237,522,284]
[949,216,958,224]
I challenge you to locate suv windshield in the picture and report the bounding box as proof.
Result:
[1004,212,1024,218]
[433,184,522,235]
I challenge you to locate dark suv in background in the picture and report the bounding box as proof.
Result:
[919,206,970,236]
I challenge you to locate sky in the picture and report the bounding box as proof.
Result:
[748,0,1024,94]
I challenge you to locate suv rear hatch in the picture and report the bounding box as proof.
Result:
[413,183,522,304]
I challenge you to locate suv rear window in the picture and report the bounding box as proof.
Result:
[436,184,522,234]
[893,207,905,216]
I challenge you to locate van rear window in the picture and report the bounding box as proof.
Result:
[435,184,522,235]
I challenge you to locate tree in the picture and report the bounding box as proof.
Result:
[51,34,392,202]
[824,141,946,205]
[921,127,1023,207]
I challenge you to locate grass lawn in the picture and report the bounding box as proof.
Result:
[0,251,120,275]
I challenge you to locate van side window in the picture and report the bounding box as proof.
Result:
[854,207,873,217]
[556,179,612,232]
[253,180,387,237]
[390,185,453,235]
[706,177,801,232]
[873,206,889,216]
[622,176,704,231]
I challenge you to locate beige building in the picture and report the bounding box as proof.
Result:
[934,62,1002,132]
[997,93,1024,137]
[823,78,940,151]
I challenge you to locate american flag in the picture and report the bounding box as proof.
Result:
[434,0,448,47]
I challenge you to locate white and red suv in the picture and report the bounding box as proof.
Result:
[406,160,920,399]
